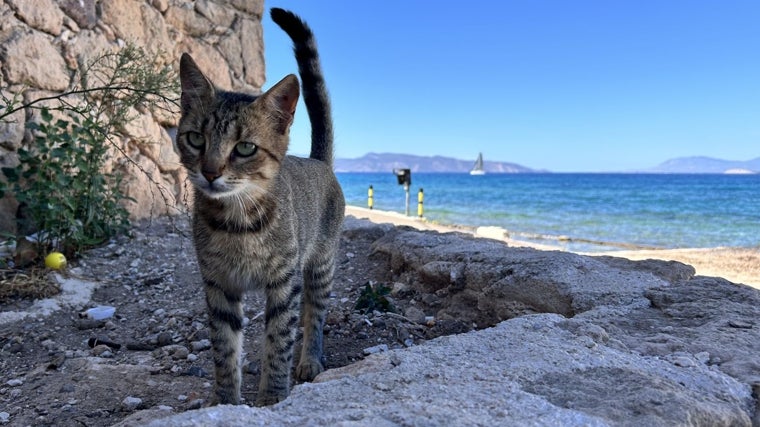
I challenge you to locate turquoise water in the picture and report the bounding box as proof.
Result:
[337,173,760,251]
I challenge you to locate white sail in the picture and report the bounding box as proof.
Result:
[470,152,485,175]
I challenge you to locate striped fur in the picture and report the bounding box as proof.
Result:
[270,8,334,166]
[177,8,343,406]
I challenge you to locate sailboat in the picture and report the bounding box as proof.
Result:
[470,152,485,175]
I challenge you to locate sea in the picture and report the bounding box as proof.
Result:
[336,172,760,252]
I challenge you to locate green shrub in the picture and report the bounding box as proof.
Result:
[355,282,397,314]
[0,44,178,256]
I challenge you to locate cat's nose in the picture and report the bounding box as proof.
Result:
[202,170,222,183]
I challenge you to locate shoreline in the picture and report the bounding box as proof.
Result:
[345,205,760,290]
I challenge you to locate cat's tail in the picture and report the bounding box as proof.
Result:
[270,8,334,166]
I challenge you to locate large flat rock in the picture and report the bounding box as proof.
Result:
[123,314,752,426]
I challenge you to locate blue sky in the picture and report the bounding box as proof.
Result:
[263,1,759,172]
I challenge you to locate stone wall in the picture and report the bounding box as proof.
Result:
[0,0,266,233]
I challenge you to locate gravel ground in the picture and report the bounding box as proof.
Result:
[0,215,469,427]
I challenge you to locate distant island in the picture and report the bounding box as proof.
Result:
[332,153,759,174]
[646,156,760,174]
[333,153,540,173]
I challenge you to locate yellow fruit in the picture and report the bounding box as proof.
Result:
[44,252,67,270]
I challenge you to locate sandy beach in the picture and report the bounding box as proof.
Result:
[346,206,760,290]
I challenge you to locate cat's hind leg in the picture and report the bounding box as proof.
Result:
[296,249,336,381]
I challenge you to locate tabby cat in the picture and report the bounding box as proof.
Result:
[177,8,344,406]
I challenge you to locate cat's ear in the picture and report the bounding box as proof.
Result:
[260,74,300,134]
[179,53,215,112]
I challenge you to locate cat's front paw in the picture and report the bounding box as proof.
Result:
[295,358,324,381]
[211,389,241,406]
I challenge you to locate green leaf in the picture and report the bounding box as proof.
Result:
[1,167,19,182]
[41,108,53,122]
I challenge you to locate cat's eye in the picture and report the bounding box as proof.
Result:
[185,132,205,149]
[234,141,258,157]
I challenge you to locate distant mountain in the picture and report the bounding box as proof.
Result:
[334,153,539,173]
[647,156,760,174]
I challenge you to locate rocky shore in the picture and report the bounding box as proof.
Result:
[347,205,760,290]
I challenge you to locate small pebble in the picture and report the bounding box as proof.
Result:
[190,339,211,352]
[391,282,409,296]
[672,356,697,368]
[122,396,142,411]
[75,319,105,330]
[92,345,112,356]
[404,307,426,325]
[156,332,173,347]
[7,379,23,387]
[187,399,205,410]
[397,327,411,341]
[0,412,9,424]
[421,293,441,306]
[46,352,66,371]
[171,346,189,360]
[363,344,389,355]
[183,366,207,378]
